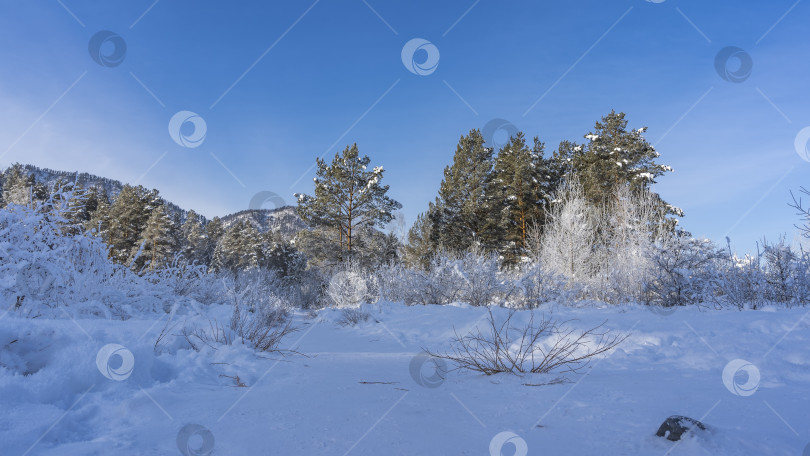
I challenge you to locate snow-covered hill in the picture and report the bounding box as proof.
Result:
[2,164,308,237]
[1,302,807,455]
[221,206,309,240]
[10,163,190,221]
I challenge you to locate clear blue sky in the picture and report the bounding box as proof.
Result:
[0,0,808,252]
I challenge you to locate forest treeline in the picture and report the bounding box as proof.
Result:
[3,110,809,311]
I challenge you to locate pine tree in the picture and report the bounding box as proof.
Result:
[429,129,495,253]
[574,111,680,220]
[212,220,262,271]
[104,185,157,265]
[489,132,549,264]
[2,164,36,207]
[295,227,341,269]
[203,216,225,266]
[181,210,207,265]
[295,143,401,266]
[72,184,105,226]
[258,230,304,277]
[403,210,434,270]
[133,204,176,271]
[86,187,112,237]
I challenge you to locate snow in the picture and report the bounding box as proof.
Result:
[1,302,808,455]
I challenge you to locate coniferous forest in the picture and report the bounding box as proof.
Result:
[5,111,808,313]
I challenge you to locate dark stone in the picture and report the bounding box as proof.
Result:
[655,415,706,441]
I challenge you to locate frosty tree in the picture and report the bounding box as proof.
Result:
[295,143,401,265]
[2,163,39,207]
[540,177,598,281]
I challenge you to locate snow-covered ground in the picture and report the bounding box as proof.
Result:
[1,302,809,455]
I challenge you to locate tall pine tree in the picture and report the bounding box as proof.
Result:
[181,210,207,265]
[489,132,550,264]
[133,203,177,271]
[428,129,496,253]
[295,143,401,266]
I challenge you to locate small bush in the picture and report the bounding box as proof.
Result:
[427,308,628,377]
[338,308,370,326]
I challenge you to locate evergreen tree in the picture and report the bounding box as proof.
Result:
[212,220,262,271]
[489,132,548,264]
[132,203,176,271]
[295,143,401,266]
[258,230,304,277]
[295,227,340,269]
[104,185,157,265]
[71,184,105,226]
[573,110,680,222]
[203,216,225,266]
[2,163,36,207]
[548,140,578,197]
[403,210,434,270]
[87,187,112,236]
[429,129,495,253]
[181,210,208,265]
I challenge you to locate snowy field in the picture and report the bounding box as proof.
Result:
[1,302,808,455]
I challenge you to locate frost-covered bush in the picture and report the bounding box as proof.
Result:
[761,238,801,305]
[378,254,465,306]
[378,250,567,308]
[142,257,219,304]
[326,259,378,309]
[643,235,724,308]
[705,237,810,309]
[221,268,292,327]
[0,196,108,307]
[539,179,599,285]
[457,248,508,307]
[0,191,167,318]
[177,268,300,353]
[0,188,222,319]
[509,263,570,309]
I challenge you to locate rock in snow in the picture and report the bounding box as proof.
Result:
[656,415,707,441]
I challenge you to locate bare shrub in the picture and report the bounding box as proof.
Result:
[232,311,299,352]
[790,187,810,238]
[427,308,628,377]
[338,308,370,326]
[182,320,233,351]
[228,294,299,353]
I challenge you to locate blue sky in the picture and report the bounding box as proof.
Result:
[0,0,808,252]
